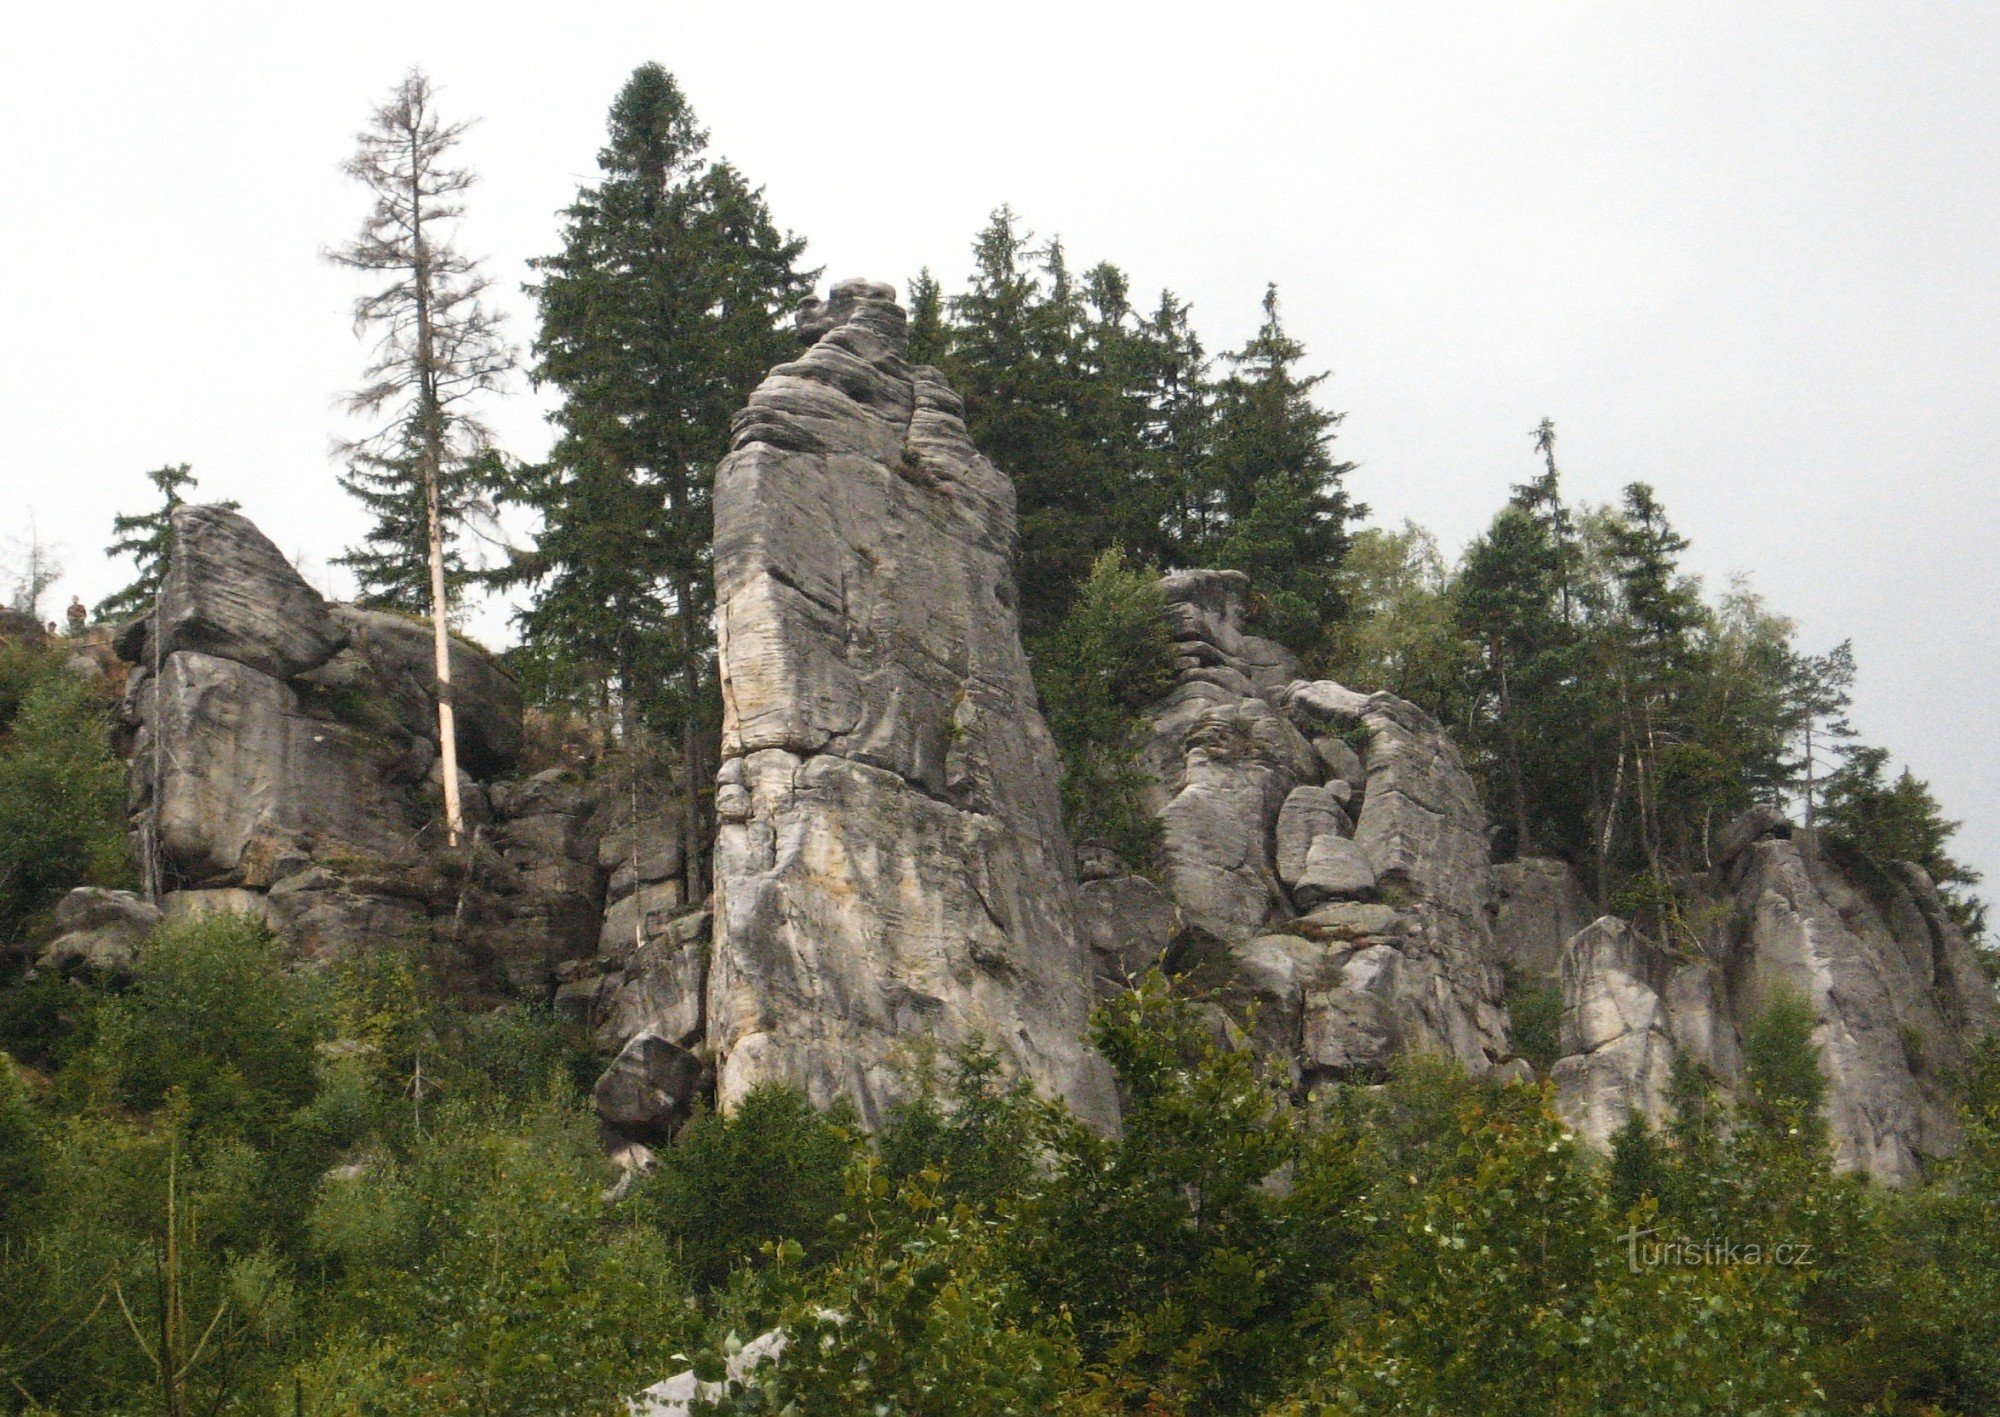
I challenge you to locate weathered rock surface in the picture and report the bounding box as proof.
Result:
[1132,576,1509,1085]
[1491,857,1595,979]
[708,279,1114,1129]
[114,504,616,1004]
[33,887,161,979]
[1547,814,1998,1183]
[1550,917,1677,1148]
[148,505,349,679]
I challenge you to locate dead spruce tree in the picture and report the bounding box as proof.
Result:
[330,68,515,846]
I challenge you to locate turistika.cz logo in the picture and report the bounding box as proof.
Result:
[1618,1226,1816,1273]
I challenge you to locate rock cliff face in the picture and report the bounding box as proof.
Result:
[1525,817,1998,1185]
[707,279,1114,1129]
[116,505,613,1003]
[86,301,1994,1184]
[1104,571,1510,1086]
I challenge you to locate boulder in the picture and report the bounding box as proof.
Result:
[1292,835,1378,907]
[1716,803,1791,872]
[1274,784,1354,886]
[708,280,1114,1131]
[592,1032,704,1135]
[1158,699,1316,937]
[147,505,348,679]
[35,887,161,979]
[1310,734,1365,790]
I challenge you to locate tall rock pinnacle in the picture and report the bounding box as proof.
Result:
[708,279,1117,1129]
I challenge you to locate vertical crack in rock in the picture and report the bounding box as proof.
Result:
[708,279,1116,1131]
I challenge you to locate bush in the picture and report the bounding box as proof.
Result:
[94,912,322,1143]
[0,646,128,940]
[305,1092,689,1416]
[1500,963,1562,1076]
[1031,548,1178,870]
[646,1084,857,1292]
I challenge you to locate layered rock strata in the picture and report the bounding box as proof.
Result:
[708,279,1115,1129]
[1103,570,1511,1087]
[1533,816,1997,1184]
[115,505,607,1001]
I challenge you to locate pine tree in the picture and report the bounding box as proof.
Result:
[1787,639,1857,829]
[508,63,810,893]
[905,267,948,366]
[1201,284,1361,657]
[96,464,238,622]
[330,68,516,846]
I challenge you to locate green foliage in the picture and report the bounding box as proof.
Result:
[878,1042,1044,1215]
[1013,974,1310,1413]
[692,1162,1081,1416]
[1821,745,1988,942]
[1199,284,1363,660]
[1741,985,1829,1152]
[95,912,322,1143]
[94,463,236,623]
[0,645,129,940]
[0,1051,43,1239]
[304,1092,687,1416]
[645,1082,857,1292]
[509,62,812,746]
[1500,963,1563,1076]
[1033,548,1178,868]
[929,210,1358,648]
[1326,521,1470,712]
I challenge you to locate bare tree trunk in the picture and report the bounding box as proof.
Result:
[410,123,464,849]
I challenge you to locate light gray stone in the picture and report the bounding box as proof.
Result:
[1309,734,1364,789]
[1275,784,1354,886]
[1292,835,1378,907]
[1551,917,1675,1149]
[151,505,348,679]
[709,280,1114,1131]
[1716,803,1791,872]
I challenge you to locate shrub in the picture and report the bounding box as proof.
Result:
[94,912,322,1143]
[0,647,128,939]
[646,1084,857,1292]
[1032,548,1178,870]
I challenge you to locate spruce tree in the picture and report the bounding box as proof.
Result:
[1201,284,1361,657]
[96,464,238,622]
[508,63,810,891]
[330,68,516,845]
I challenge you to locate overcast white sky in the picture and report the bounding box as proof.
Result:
[2,2,1994,891]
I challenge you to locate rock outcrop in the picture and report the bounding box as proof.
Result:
[116,505,605,1001]
[81,319,1993,1188]
[708,279,1114,1129]
[1542,816,1998,1184]
[1108,572,1510,1088]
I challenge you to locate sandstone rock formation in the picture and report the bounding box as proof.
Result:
[1112,572,1511,1087]
[707,279,1115,1129]
[1541,814,1997,1183]
[116,505,606,1001]
[86,337,1994,1188]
